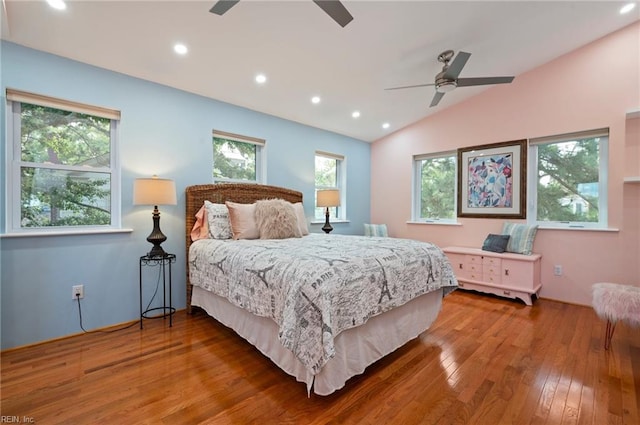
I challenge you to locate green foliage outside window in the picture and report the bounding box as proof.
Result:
[536,138,599,223]
[19,104,111,227]
[315,155,339,219]
[212,137,257,181]
[418,156,456,220]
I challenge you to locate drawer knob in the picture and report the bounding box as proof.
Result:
[504,290,511,295]
[504,269,510,276]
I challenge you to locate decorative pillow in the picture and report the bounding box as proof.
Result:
[190,205,211,241]
[225,201,260,240]
[292,202,309,236]
[364,223,388,237]
[255,199,302,240]
[203,201,232,240]
[502,222,538,255]
[482,234,510,253]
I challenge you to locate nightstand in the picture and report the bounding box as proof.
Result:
[139,253,176,329]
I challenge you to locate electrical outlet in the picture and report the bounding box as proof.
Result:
[553,265,563,276]
[72,284,84,300]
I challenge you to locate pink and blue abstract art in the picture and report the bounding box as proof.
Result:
[466,153,513,208]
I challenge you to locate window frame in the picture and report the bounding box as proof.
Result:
[212,130,265,184]
[314,150,346,221]
[412,151,458,223]
[527,128,609,229]
[5,89,122,235]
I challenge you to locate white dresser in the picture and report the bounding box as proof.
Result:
[443,246,542,305]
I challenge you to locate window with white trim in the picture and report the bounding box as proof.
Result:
[212,130,265,183]
[6,89,121,233]
[528,128,609,228]
[314,151,345,220]
[412,152,457,222]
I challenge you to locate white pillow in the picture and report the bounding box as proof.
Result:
[203,201,232,240]
[293,202,309,236]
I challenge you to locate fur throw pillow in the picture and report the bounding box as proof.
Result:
[255,199,302,240]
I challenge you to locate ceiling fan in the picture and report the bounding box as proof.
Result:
[209,0,354,28]
[385,50,515,107]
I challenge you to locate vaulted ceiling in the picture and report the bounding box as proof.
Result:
[2,1,638,142]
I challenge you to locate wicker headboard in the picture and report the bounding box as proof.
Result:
[185,183,303,313]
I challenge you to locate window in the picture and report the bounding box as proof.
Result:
[314,151,345,220]
[212,130,264,183]
[6,89,121,233]
[412,152,457,222]
[528,128,609,228]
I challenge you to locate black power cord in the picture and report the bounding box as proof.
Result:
[75,266,163,333]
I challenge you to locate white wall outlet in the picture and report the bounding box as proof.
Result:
[553,265,563,276]
[72,284,84,300]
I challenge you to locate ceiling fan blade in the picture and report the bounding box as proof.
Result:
[430,91,445,107]
[385,83,436,91]
[210,0,240,15]
[456,76,515,87]
[312,1,354,27]
[442,51,471,80]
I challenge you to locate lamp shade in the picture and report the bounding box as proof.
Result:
[316,189,340,207]
[133,176,177,206]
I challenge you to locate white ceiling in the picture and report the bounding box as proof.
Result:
[2,1,638,142]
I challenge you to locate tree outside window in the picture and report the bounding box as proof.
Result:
[10,100,117,230]
[212,131,264,183]
[413,153,457,222]
[530,129,608,227]
[315,152,343,220]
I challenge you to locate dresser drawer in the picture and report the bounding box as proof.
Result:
[483,264,502,285]
[482,256,501,267]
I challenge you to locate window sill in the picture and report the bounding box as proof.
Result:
[1,228,134,238]
[310,219,350,225]
[406,220,462,226]
[536,226,619,232]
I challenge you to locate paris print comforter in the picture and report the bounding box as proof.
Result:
[188,233,457,374]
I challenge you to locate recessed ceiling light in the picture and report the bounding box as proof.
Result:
[620,3,636,14]
[352,111,360,118]
[173,43,188,55]
[311,96,321,104]
[47,0,66,10]
[382,122,390,129]
[255,74,267,84]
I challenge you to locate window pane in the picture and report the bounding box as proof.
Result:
[315,156,339,219]
[20,103,111,167]
[419,156,456,219]
[213,137,257,181]
[536,138,600,222]
[20,168,111,227]
[315,156,337,187]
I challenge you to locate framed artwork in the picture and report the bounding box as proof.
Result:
[457,139,527,218]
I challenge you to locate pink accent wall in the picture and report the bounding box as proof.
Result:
[371,22,640,306]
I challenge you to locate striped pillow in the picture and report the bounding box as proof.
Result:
[364,223,388,237]
[502,222,538,255]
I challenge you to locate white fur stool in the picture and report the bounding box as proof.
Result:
[592,282,640,349]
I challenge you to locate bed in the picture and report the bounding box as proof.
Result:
[185,183,457,395]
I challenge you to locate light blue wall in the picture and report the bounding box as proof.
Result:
[0,41,371,349]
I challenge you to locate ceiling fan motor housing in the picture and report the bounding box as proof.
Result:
[435,71,457,93]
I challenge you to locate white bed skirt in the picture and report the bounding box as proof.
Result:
[192,285,444,396]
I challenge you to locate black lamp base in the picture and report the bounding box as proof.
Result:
[322,208,333,234]
[146,206,168,258]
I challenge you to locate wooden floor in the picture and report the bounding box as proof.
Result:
[2,290,639,424]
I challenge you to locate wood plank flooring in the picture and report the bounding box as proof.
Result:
[2,290,639,424]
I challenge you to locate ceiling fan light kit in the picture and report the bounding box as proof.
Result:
[386,50,515,107]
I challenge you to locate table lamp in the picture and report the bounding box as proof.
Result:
[316,188,340,234]
[134,175,177,257]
